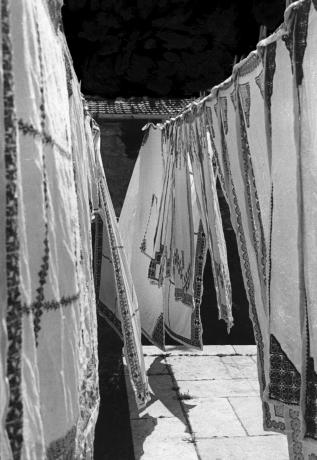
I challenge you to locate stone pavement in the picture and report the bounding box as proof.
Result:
[124,345,289,460]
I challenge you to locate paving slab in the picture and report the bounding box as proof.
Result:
[221,355,258,380]
[185,397,246,438]
[166,355,231,381]
[131,417,198,460]
[196,435,289,459]
[232,345,257,355]
[126,346,289,459]
[228,396,280,436]
[126,374,186,421]
[176,378,257,399]
[124,355,169,375]
[249,378,261,393]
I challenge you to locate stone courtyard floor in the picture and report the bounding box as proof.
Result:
[124,345,289,460]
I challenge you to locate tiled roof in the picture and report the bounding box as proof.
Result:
[86,96,194,119]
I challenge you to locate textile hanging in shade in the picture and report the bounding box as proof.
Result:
[91,115,150,410]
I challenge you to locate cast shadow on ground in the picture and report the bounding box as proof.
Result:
[126,355,196,459]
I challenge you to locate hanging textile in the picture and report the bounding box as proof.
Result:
[260,28,303,416]
[90,114,149,410]
[190,106,233,331]
[170,121,195,308]
[1,0,150,456]
[163,149,206,349]
[117,1,317,456]
[210,72,284,433]
[1,0,99,457]
[120,124,207,349]
[120,125,166,349]
[67,51,100,458]
[295,1,317,449]
[236,52,269,312]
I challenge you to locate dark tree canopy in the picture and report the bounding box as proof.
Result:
[62,0,285,98]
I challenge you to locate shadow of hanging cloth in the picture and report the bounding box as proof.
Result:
[125,355,197,458]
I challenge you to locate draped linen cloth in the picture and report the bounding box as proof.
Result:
[120,125,166,349]
[153,120,206,348]
[0,3,12,456]
[236,52,270,315]
[67,53,100,458]
[163,149,206,349]
[147,123,174,290]
[1,0,99,458]
[90,116,150,410]
[293,1,317,448]
[213,75,285,433]
[191,108,233,331]
[258,30,304,420]
[170,122,195,308]
[120,124,206,349]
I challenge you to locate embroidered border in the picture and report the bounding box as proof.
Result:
[32,8,51,347]
[140,193,157,254]
[267,184,274,315]
[238,82,251,128]
[268,334,301,405]
[305,356,317,439]
[216,107,284,432]
[218,119,265,378]
[21,293,80,315]
[99,181,149,406]
[237,98,267,291]
[93,213,123,335]
[46,425,77,460]
[263,402,286,432]
[238,53,261,77]
[2,0,24,454]
[305,291,317,440]
[205,109,229,205]
[174,288,193,307]
[148,244,164,283]
[287,408,304,459]
[18,119,71,160]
